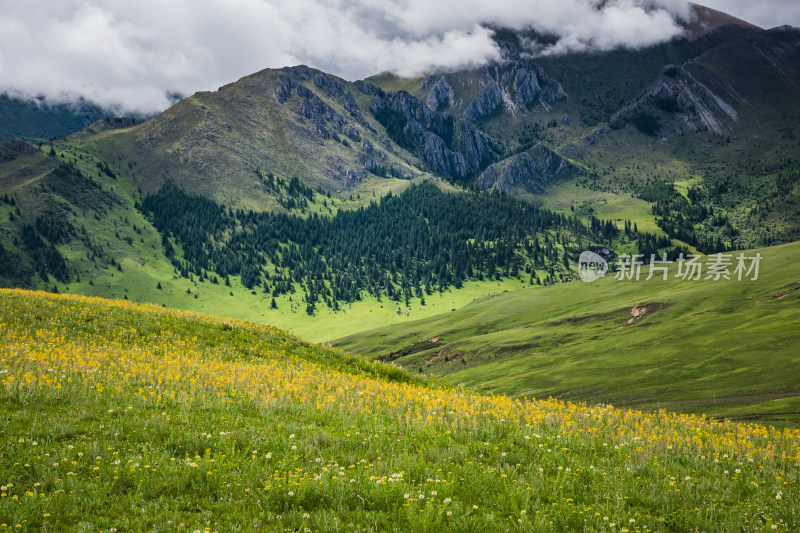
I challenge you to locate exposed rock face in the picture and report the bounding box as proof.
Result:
[298,93,346,140]
[276,67,374,144]
[360,138,388,173]
[342,92,363,120]
[370,90,498,180]
[389,165,413,180]
[464,81,504,121]
[314,73,365,121]
[425,76,455,111]
[263,65,419,188]
[88,117,138,132]
[610,64,739,136]
[513,67,542,107]
[373,91,453,138]
[276,66,313,103]
[454,120,496,172]
[343,125,361,142]
[422,133,468,178]
[475,144,582,193]
[314,73,345,99]
[355,80,382,96]
[464,61,566,121]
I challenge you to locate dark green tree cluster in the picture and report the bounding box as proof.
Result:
[19,224,70,282]
[633,180,733,254]
[141,182,617,314]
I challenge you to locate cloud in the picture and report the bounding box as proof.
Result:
[0,0,693,113]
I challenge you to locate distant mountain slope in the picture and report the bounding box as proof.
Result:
[335,240,800,426]
[685,3,761,40]
[0,93,116,142]
[364,19,800,251]
[78,66,423,210]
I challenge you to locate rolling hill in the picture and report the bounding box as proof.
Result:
[335,241,800,426]
[1,288,798,530]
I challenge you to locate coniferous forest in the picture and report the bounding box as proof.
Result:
[140,182,621,314]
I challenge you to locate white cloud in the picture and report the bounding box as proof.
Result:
[0,1,710,113]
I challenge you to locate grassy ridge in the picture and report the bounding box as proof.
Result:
[335,241,800,426]
[1,289,799,531]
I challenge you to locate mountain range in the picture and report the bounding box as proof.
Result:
[0,3,799,417]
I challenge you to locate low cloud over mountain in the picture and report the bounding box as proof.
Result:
[0,1,792,113]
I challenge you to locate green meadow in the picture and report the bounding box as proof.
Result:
[1,289,798,531]
[336,241,800,427]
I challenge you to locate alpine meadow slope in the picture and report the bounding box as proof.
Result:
[1,289,799,530]
[335,241,800,427]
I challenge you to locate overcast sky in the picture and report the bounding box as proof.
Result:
[701,0,800,28]
[0,1,797,113]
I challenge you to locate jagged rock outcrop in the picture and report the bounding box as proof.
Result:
[425,76,455,111]
[464,81,504,122]
[475,144,582,193]
[422,133,468,178]
[343,125,361,142]
[274,67,376,147]
[360,138,389,173]
[313,73,364,122]
[389,166,413,180]
[453,121,496,172]
[370,90,498,180]
[342,92,363,120]
[87,117,138,133]
[512,67,542,108]
[463,61,566,121]
[275,66,313,103]
[298,93,346,140]
[610,64,739,136]
[314,73,345,99]
[355,80,382,96]
[372,91,452,138]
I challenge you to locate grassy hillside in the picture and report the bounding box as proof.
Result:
[73,67,423,211]
[1,137,609,341]
[335,241,800,426]
[1,289,799,531]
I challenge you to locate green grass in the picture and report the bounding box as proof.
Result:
[63,264,529,343]
[335,241,800,426]
[534,176,663,234]
[1,289,799,531]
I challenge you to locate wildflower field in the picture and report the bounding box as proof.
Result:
[1,289,798,531]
